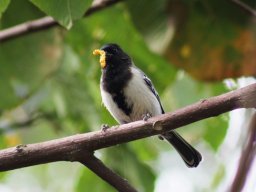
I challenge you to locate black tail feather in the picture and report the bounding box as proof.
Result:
[162,131,202,168]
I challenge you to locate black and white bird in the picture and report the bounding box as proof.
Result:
[93,43,202,167]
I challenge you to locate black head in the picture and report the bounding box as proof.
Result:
[100,43,131,70]
[98,44,133,96]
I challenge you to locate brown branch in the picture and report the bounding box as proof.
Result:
[229,112,256,192]
[0,83,255,192]
[0,83,255,171]
[230,0,256,16]
[0,0,123,42]
[78,151,137,192]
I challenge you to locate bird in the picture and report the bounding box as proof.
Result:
[93,43,202,167]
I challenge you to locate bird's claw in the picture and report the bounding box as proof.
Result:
[101,124,110,132]
[142,113,152,121]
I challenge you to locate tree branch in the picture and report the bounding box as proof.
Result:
[0,0,123,42]
[78,151,137,192]
[0,83,255,192]
[229,112,256,192]
[230,0,256,16]
[0,83,255,171]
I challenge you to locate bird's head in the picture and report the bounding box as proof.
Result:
[93,43,131,69]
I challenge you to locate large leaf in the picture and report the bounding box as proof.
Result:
[0,0,63,109]
[0,0,10,18]
[29,0,93,29]
[125,0,171,53]
[165,0,256,81]
[0,0,44,29]
[0,32,62,109]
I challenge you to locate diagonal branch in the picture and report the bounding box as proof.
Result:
[0,0,123,42]
[230,0,256,16]
[0,83,255,171]
[229,112,256,192]
[78,151,137,192]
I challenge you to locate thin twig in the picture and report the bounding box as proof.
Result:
[79,152,137,192]
[229,112,256,192]
[0,83,255,171]
[0,0,122,42]
[230,0,256,16]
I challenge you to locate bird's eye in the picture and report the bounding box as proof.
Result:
[112,48,118,53]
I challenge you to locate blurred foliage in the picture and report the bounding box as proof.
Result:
[0,0,254,191]
[165,0,256,81]
[104,146,156,192]
[76,168,116,192]
[127,0,256,81]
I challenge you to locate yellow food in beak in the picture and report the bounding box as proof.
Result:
[93,49,106,68]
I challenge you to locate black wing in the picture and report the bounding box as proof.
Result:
[143,74,165,114]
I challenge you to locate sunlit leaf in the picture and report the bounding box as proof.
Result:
[0,0,10,18]
[204,116,228,151]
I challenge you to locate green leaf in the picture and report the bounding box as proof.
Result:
[0,0,63,109]
[29,0,93,29]
[0,0,10,18]
[0,0,44,29]
[125,0,171,53]
[76,169,115,192]
[0,31,62,109]
[104,145,156,192]
[129,139,159,161]
[203,115,228,151]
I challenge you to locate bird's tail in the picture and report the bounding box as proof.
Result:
[162,130,202,168]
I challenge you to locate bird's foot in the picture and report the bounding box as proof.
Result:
[142,113,152,121]
[101,124,110,132]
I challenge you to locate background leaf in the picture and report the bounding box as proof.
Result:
[76,168,115,192]
[29,0,93,29]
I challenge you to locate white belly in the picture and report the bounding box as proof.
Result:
[100,67,162,124]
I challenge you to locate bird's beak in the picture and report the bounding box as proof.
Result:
[93,49,106,68]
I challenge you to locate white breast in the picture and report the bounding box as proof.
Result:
[100,86,131,124]
[124,67,162,121]
[100,67,162,124]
